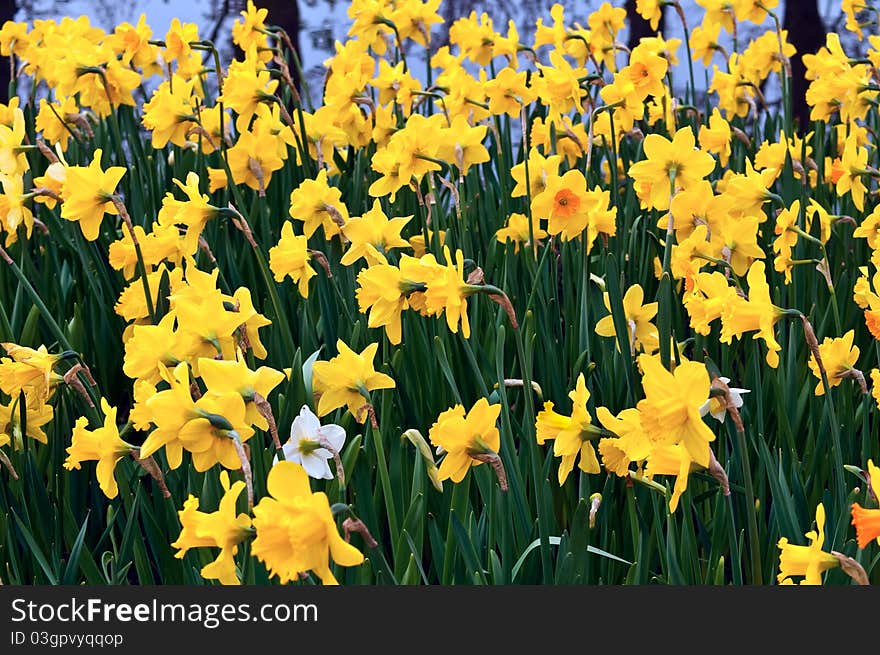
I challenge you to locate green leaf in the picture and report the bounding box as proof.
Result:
[12,511,58,585]
[61,511,92,585]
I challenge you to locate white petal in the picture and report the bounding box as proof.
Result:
[730,388,749,409]
[292,405,321,439]
[289,416,307,441]
[319,458,334,479]
[312,448,333,461]
[318,424,346,451]
[710,408,726,422]
[282,444,304,467]
[302,453,333,479]
[698,400,711,417]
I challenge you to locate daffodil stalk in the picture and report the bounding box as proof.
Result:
[109,195,157,324]
[669,1,697,105]
[797,312,847,515]
[0,448,18,480]
[251,391,281,451]
[220,197,296,358]
[585,101,624,183]
[519,104,539,261]
[129,448,171,500]
[514,310,552,583]
[337,507,397,584]
[625,483,642,581]
[360,386,399,558]
[757,2,793,136]
[711,372,761,583]
[375,17,409,74]
[0,244,104,427]
[230,430,253,511]
[659,173,678,368]
[82,66,129,168]
[441,472,470,583]
[267,60,305,111]
[629,469,668,494]
[467,283,519,329]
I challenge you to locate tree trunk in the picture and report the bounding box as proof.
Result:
[0,0,16,103]
[625,0,664,50]
[783,0,825,133]
[255,0,303,91]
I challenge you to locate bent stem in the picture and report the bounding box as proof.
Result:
[111,195,156,324]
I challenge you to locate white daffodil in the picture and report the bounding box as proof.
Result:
[275,405,346,480]
[699,377,750,422]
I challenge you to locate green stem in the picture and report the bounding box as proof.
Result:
[514,317,552,583]
[220,170,296,360]
[733,421,762,584]
[442,474,470,584]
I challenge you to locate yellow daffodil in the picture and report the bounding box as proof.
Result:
[289,169,350,239]
[0,343,63,402]
[596,406,651,477]
[699,108,732,167]
[141,362,255,472]
[644,443,702,512]
[422,247,473,338]
[355,263,412,345]
[719,261,786,368]
[0,106,28,177]
[807,329,860,396]
[227,128,284,195]
[595,284,659,354]
[777,503,839,585]
[63,399,134,499]
[108,14,161,76]
[219,53,279,131]
[59,149,126,241]
[495,212,548,252]
[429,397,501,483]
[251,461,364,584]
[510,149,562,199]
[535,374,602,484]
[122,314,183,385]
[620,43,668,101]
[157,172,220,254]
[0,174,34,245]
[196,355,285,432]
[484,66,536,118]
[634,0,663,30]
[171,470,252,585]
[851,459,880,549]
[0,396,53,448]
[311,340,395,422]
[232,1,272,60]
[629,126,716,211]
[435,115,490,175]
[34,96,79,152]
[340,199,411,266]
[268,221,317,298]
[637,354,715,468]
[773,200,800,284]
[141,75,197,149]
